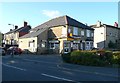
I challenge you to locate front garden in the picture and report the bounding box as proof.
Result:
[61,50,120,68]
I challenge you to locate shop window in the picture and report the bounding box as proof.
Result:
[73,43,78,50]
[50,43,59,49]
[50,43,54,49]
[64,43,69,47]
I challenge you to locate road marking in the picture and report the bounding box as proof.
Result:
[2,63,26,71]
[41,73,77,82]
[57,64,119,78]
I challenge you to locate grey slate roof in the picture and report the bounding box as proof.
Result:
[31,15,93,32]
[20,15,94,38]
[5,25,31,34]
[20,27,48,38]
[90,24,120,29]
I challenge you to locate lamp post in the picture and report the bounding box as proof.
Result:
[8,24,14,29]
[8,24,15,46]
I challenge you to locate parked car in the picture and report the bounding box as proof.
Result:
[7,46,22,55]
[0,47,6,56]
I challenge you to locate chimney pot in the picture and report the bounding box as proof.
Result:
[114,22,118,27]
[15,25,18,29]
[10,29,12,31]
[96,21,101,27]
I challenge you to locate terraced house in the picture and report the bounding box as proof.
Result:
[91,21,120,49]
[3,22,31,48]
[19,15,94,54]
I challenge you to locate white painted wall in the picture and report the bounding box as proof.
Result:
[93,26,105,49]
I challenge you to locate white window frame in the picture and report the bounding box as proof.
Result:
[86,30,91,37]
[91,32,94,37]
[81,30,84,36]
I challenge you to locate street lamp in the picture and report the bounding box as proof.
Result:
[8,23,15,46]
[8,24,14,29]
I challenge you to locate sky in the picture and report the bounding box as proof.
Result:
[0,2,118,33]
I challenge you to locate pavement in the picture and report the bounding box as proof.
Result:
[1,54,120,82]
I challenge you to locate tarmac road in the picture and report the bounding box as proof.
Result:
[1,54,119,83]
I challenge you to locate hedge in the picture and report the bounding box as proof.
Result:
[61,50,120,67]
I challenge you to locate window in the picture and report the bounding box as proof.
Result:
[64,43,69,47]
[41,42,46,47]
[50,43,59,49]
[110,33,112,36]
[29,40,35,47]
[91,33,94,37]
[55,43,59,48]
[50,43,54,49]
[86,30,90,37]
[81,30,84,36]
[29,42,34,47]
[73,27,78,35]
[68,28,71,33]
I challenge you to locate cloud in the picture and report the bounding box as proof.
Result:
[42,10,61,18]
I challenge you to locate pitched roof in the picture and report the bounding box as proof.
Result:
[5,25,31,34]
[31,15,93,32]
[66,15,93,30]
[20,27,48,38]
[104,24,120,29]
[21,15,94,38]
[90,24,120,30]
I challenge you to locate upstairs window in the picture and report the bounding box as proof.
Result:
[110,33,112,36]
[86,30,90,37]
[73,27,78,35]
[81,30,84,36]
[91,32,94,37]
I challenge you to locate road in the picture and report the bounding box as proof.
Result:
[1,54,120,83]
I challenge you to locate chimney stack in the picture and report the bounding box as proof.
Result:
[24,21,27,27]
[10,29,12,31]
[15,25,18,29]
[114,22,118,27]
[96,21,101,27]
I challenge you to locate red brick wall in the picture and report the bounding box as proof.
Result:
[19,32,28,37]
